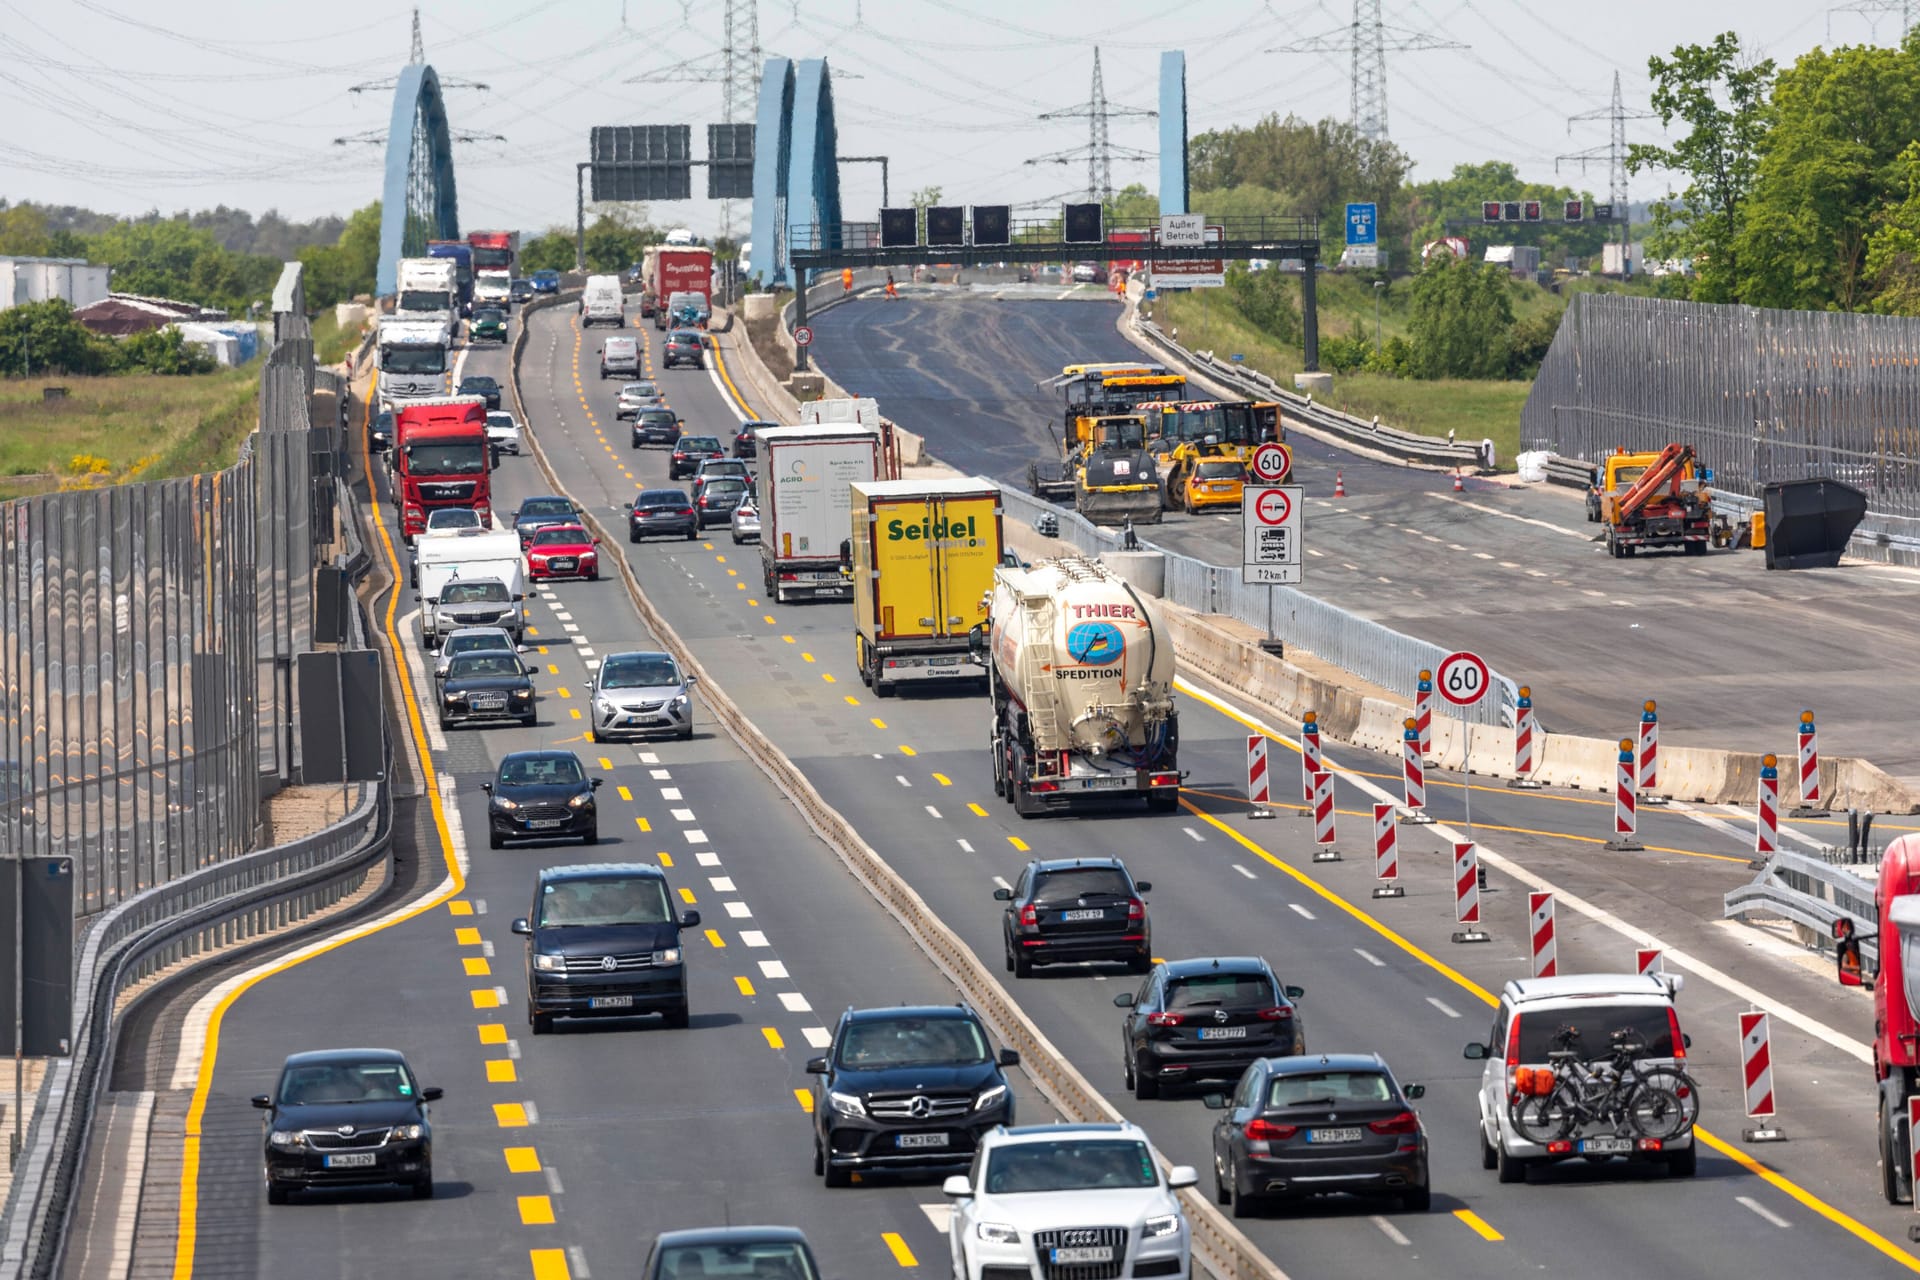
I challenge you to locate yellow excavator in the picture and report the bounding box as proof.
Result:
[1135,400,1285,510]
[1029,365,1187,525]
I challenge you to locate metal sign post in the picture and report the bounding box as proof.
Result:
[1435,649,1491,839]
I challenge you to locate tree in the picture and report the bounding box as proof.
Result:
[1221,263,1299,345]
[332,201,382,299]
[118,326,216,375]
[1628,33,1776,303]
[1404,161,1605,268]
[1864,141,1920,313]
[0,204,55,257]
[1406,256,1514,379]
[909,186,943,210]
[1189,114,1409,250]
[519,231,578,274]
[0,300,116,377]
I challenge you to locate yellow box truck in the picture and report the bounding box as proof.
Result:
[849,477,1004,696]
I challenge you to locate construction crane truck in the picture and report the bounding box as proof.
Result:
[973,555,1182,818]
[1833,832,1920,1203]
[1600,443,1713,558]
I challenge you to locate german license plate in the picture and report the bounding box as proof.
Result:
[324,1152,377,1169]
[897,1132,949,1149]
[1578,1136,1632,1154]
[529,819,564,829]
[1061,909,1104,922]
[1199,1026,1248,1040]
[550,558,576,571]
[589,995,633,1010]
[930,656,960,666]
[1081,774,1130,789]
[1051,1248,1113,1265]
[471,695,506,711]
[1308,1128,1363,1144]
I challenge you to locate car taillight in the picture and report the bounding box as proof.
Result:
[1244,1118,1297,1141]
[1667,1007,1686,1060]
[1126,898,1145,921]
[681,508,695,517]
[698,497,709,506]
[1368,1111,1419,1136]
[1255,1006,1293,1021]
[1017,904,1038,927]
[1146,1012,1185,1027]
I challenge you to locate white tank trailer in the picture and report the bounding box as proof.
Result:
[978,555,1181,817]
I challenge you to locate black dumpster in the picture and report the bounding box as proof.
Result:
[1761,478,1868,570]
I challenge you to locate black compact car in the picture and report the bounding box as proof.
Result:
[692,458,752,497]
[627,488,699,542]
[733,420,772,458]
[1116,957,1306,1099]
[254,1048,441,1203]
[694,478,749,528]
[643,1227,824,1279]
[669,435,725,479]
[439,651,536,729]
[483,749,600,848]
[512,495,580,546]
[456,374,501,410]
[1205,1053,1430,1216]
[371,409,394,452]
[663,328,705,369]
[511,861,699,1033]
[808,1004,1018,1187]
[509,278,535,304]
[995,857,1151,977]
[631,408,682,448]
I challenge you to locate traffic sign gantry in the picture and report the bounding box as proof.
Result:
[1435,650,1490,707]
[793,325,814,347]
[1250,442,1293,483]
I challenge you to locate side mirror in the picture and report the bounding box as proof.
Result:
[590,778,603,790]
[511,917,532,935]
[1682,1034,1693,1049]
[523,663,538,675]
[1201,1092,1228,1111]
[1112,992,1135,1008]
[839,539,853,570]
[251,1093,273,1110]
[680,909,701,928]
[1284,985,1305,1000]
[420,1087,444,1102]
[1167,1166,1198,1190]
[686,673,698,685]
[805,1056,829,1075]
[968,624,987,659]
[1134,881,1153,894]
[625,501,635,512]
[1404,1083,1426,1100]
[941,1175,972,1199]
[992,887,1013,902]
[998,1047,1020,1067]
[480,781,493,794]
[1463,1042,1489,1060]
[593,538,602,546]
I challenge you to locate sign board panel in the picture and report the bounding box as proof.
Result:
[589,125,692,202]
[1250,442,1293,483]
[1436,650,1491,707]
[1151,223,1225,290]
[1160,213,1206,247]
[1242,484,1303,584]
[1346,202,1378,246]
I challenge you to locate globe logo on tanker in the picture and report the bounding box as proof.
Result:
[1065,621,1126,666]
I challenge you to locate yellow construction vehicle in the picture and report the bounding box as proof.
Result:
[1029,364,1187,525]
[1134,399,1285,510]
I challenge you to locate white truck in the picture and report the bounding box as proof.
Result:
[474,268,512,308]
[752,423,883,603]
[396,258,459,327]
[376,316,453,411]
[580,274,626,327]
[415,528,528,647]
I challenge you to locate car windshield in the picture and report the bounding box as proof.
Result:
[1032,866,1131,902]
[487,414,517,431]
[600,655,680,689]
[641,412,677,426]
[461,377,498,391]
[426,509,480,530]
[705,480,746,497]
[406,442,485,475]
[382,347,446,374]
[983,1140,1157,1194]
[1267,1071,1392,1107]
[448,654,523,679]
[837,1017,991,1069]
[445,632,512,657]
[1165,973,1276,1010]
[277,1059,417,1106]
[532,527,585,547]
[1194,460,1244,480]
[537,876,673,927]
[671,331,701,343]
[499,755,584,786]
[681,437,721,452]
[656,1243,818,1280]
[520,500,573,520]
[442,581,509,604]
[1517,1006,1675,1061]
[474,309,505,323]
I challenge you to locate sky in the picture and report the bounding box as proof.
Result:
[0,0,1900,239]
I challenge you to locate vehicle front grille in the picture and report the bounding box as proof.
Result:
[304,1126,392,1151]
[866,1093,974,1121]
[560,951,655,973]
[1033,1227,1127,1280]
[518,805,571,822]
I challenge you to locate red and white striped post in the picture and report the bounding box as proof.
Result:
[1400,717,1434,824]
[1740,1010,1785,1141]
[1636,948,1663,976]
[1300,711,1324,807]
[1415,669,1436,766]
[1451,841,1490,943]
[1754,754,1781,861]
[1605,738,1643,851]
[1638,700,1666,805]
[1246,734,1273,820]
[1529,891,1557,978]
[1794,709,1827,815]
[1509,685,1542,790]
[1310,768,1341,862]
[1371,803,1404,899]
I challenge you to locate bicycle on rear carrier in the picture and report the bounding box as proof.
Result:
[1508,1025,1700,1147]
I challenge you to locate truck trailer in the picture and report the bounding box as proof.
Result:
[753,423,883,603]
[395,258,458,327]
[648,246,713,330]
[848,477,1003,696]
[415,528,528,647]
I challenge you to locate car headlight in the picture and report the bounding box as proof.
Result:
[976,1222,1019,1244]
[268,1130,305,1149]
[828,1091,866,1119]
[533,954,564,971]
[390,1123,424,1141]
[443,691,460,704]
[973,1083,1008,1113]
[672,694,691,708]
[511,688,532,700]
[568,793,594,810]
[495,797,518,812]
[1142,1214,1181,1239]
[651,947,680,965]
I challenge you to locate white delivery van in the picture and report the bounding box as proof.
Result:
[600,336,640,380]
[581,275,625,328]
[415,529,529,646]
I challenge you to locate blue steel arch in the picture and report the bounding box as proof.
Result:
[375,64,460,296]
[748,58,795,290]
[748,57,842,289]
[1159,52,1188,216]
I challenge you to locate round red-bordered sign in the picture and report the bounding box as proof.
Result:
[1252,487,1293,525]
[1436,650,1490,707]
[794,326,814,347]
[1251,442,1293,483]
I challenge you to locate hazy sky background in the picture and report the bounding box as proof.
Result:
[0,0,1897,237]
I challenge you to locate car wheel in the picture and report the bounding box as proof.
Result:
[1666,1143,1697,1178]
[823,1160,852,1189]
[678,723,694,741]
[1229,1162,1260,1219]
[630,530,641,544]
[520,715,537,728]
[1495,1141,1529,1184]
[588,727,599,743]
[581,824,598,846]
[1127,952,1151,974]
[1479,1122,1498,1170]
[1213,1154,1231,1205]
[1132,1055,1160,1100]
[1146,788,1179,814]
[813,1140,825,1176]
[412,1170,435,1200]
[663,1002,690,1029]
[1003,940,1015,973]
[267,1181,290,1206]
[1402,1182,1431,1211]
[587,567,598,581]
[686,528,698,541]
[1013,949,1033,979]
[488,831,503,850]
[531,1011,554,1036]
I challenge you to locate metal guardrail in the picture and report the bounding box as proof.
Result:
[1724,847,1878,966]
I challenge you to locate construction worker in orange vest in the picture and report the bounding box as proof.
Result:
[884,271,899,301]
[841,267,854,297]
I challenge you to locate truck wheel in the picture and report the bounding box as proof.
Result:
[855,638,871,687]
[1883,1096,1909,1204]
[874,674,894,698]
[1012,777,1042,820]
[1146,789,1179,814]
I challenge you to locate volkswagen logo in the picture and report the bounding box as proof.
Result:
[599,955,618,971]
[1213,1008,1230,1023]
[908,1095,933,1118]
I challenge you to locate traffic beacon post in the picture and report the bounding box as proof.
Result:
[1509,685,1542,789]
[1435,650,1491,839]
[1241,443,1299,655]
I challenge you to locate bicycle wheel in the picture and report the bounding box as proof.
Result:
[1632,1066,1701,1131]
[1511,1084,1579,1145]
[1627,1083,1692,1141]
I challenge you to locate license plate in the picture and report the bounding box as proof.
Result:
[1080,774,1131,789]
[529,819,564,830]
[1060,909,1105,922]
[1578,1136,1632,1154]
[550,558,576,571]
[471,696,506,710]
[589,995,633,1010]
[1307,1127,1363,1144]
[324,1152,377,1169]
[1051,1248,1113,1265]
[930,656,960,666]
[896,1132,950,1149]
[1199,1025,1248,1040]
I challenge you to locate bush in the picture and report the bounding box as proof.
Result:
[1504,310,1562,379]
[119,326,216,376]
[0,299,118,376]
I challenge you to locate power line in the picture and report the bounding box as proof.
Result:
[1270,0,1465,143]
[1025,48,1155,207]
[349,6,489,96]
[1556,72,1655,272]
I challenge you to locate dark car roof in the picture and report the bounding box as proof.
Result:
[1161,956,1273,979]
[502,749,583,766]
[538,861,666,884]
[1029,856,1130,874]
[460,374,498,385]
[518,496,573,511]
[653,1226,811,1250]
[669,329,702,340]
[843,1004,982,1025]
[281,1047,409,1069]
[1261,1052,1390,1075]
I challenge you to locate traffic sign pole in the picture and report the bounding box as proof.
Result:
[1435,650,1491,840]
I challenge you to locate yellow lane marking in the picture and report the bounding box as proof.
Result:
[679,886,697,903]
[547,664,559,675]
[933,773,951,786]
[558,687,571,699]
[456,927,483,945]
[706,928,727,948]
[969,803,988,817]
[463,957,492,977]
[504,1146,540,1174]
[823,673,836,683]
[659,851,673,867]
[599,757,613,769]
[472,989,502,1009]
[1008,836,1029,851]
[637,816,652,831]
[479,1024,509,1045]
[617,785,633,802]
[537,646,549,655]
[871,718,887,729]
[1454,1210,1503,1242]
[569,708,581,720]
[763,1026,785,1049]
[736,976,756,996]
[528,626,539,636]
[494,1102,531,1127]
[764,615,776,625]
[794,1089,814,1113]
[530,1250,571,1280]
[518,1194,556,1226]
[738,582,747,590]
[783,634,796,644]
[716,554,726,563]
[844,694,859,705]
[900,745,917,757]
[450,900,474,916]
[728,569,738,577]
[749,598,759,606]
[709,330,762,418]
[882,1233,919,1267]
[802,652,814,662]
[486,1059,518,1083]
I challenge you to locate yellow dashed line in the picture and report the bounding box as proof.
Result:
[782,634,795,644]
[558,687,571,699]
[449,900,474,916]
[659,851,673,867]
[599,757,613,769]
[801,652,814,662]
[822,673,836,683]
[969,802,988,816]
[637,816,652,832]
[471,989,501,1009]
[1454,1210,1504,1242]
[933,773,951,786]
[617,785,633,802]
[463,957,491,977]
[494,1102,530,1127]
[705,928,726,948]
[844,694,859,705]
[763,615,776,625]
[456,927,483,945]
[899,745,916,757]
[504,1146,540,1173]
[569,708,581,719]
[735,975,756,996]
[518,1194,556,1225]
[1008,836,1029,851]
[794,1089,814,1113]
[530,1249,571,1280]
[486,1059,518,1083]
[547,664,559,675]
[882,1234,919,1267]
[762,1027,785,1049]
[871,718,887,729]
[479,1024,509,1045]
[679,886,697,904]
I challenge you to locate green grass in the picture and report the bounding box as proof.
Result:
[311,310,368,366]
[0,367,260,498]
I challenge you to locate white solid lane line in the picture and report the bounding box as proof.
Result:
[1232,865,1258,880]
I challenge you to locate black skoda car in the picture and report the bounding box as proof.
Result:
[995,857,1152,977]
[1115,956,1305,1099]
[808,1004,1018,1187]
[483,749,600,848]
[511,862,701,1034]
[253,1048,442,1203]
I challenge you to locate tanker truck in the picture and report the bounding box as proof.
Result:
[971,555,1182,818]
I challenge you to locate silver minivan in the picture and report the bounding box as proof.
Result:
[600,336,640,380]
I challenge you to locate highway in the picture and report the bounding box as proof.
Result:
[806,291,1920,780]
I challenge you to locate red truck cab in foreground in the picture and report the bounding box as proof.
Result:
[392,395,492,541]
[1836,832,1920,1202]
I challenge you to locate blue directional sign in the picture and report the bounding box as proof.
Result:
[1346,202,1377,246]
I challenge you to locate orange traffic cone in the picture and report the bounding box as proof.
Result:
[1333,470,1346,498]
[1453,470,1464,492]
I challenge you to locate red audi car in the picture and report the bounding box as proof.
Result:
[525,523,601,581]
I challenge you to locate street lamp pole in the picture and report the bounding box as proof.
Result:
[1373,280,1384,353]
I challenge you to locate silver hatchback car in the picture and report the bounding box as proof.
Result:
[588,650,697,742]
[729,498,761,545]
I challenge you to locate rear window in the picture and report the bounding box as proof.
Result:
[1032,866,1131,901]
[1516,1004,1674,1061]
[638,492,689,510]
[1266,1071,1392,1107]
[1195,461,1245,480]
[1166,972,1276,1010]
[520,499,573,518]
[681,437,721,451]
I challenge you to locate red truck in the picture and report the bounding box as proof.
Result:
[648,246,714,330]
[1835,831,1920,1202]
[391,395,493,541]
[466,230,520,274]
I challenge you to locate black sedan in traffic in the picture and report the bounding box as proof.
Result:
[439,651,536,729]
[254,1048,441,1203]
[512,495,580,546]
[734,420,774,458]
[483,749,601,848]
[694,477,750,528]
[995,856,1152,977]
[1205,1052,1430,1216]
[668,435,725,479]
[1115,957,1305,1099]
[627,489,699,542]
[456,374,501,409]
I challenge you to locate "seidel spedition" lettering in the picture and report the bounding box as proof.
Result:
[886,515,978,542]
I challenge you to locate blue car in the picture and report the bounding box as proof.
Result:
[530,269,562,294]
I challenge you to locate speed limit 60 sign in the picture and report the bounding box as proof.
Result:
[1436,650,1490,706]
[1242,485,1303,584]
[1250,442,1293,483]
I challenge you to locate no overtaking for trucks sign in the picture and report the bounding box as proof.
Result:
[1243,485,1303,584]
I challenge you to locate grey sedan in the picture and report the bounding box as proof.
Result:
[588,650,697,742]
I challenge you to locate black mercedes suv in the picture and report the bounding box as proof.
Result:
[807,1004,1019,1187]
[511,862,700,1034]
[995,857,1153,977]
